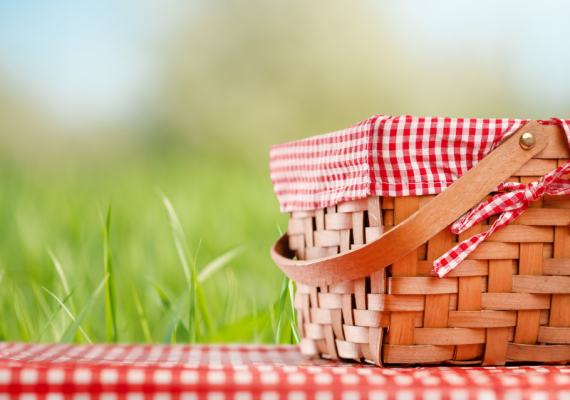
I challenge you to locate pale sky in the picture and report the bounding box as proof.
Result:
[382,1,570,112]
[0,0,185,124]
[0,0,569,127]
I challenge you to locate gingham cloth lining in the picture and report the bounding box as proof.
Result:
[433,118,570,277]
[2,342,570,399]
[270,115,529,213]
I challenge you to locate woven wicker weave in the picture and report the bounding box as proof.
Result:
[279,124,570,366]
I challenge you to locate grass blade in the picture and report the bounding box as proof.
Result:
[273,224,300,344]
[251,295,259,343]
[37,289,75,341]
[268,302,277,344]
[195,284,213,339]
[290,320,300,344]
[46,248,71,295]
[33,283,56,333]
[43,287,93,344]
[220,269,236,326]
[148,280,175,312]
[148,280,190,336]
[198,245,246,283]
[194,237,202,271]
[189,274,199,343]
[13,287,32,342]
[158,191,203,343]
[288,280,300,342]
[133,286,152,343]
[100,199,118,343]
[46,248,80,342]
[58,274,108,344]
[163,288,190,344]
[158,191,192,286]
[275,276,290,343]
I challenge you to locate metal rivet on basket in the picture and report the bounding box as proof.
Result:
[520,132,535,150]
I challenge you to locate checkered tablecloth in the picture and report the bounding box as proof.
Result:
[1,343,570,399]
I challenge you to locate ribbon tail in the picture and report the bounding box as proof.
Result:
[433,231,490,278]
[433,208,525,278]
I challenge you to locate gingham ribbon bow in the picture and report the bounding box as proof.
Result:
[434,118,570,278]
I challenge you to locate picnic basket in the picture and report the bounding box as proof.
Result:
[270,116,570,366]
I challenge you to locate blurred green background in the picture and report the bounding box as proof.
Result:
[0,0,569,344]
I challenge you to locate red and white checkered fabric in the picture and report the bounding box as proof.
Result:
[435,161,570,277]
[270,115,528,213]
[3,342,570,399]
[432,118,570,277]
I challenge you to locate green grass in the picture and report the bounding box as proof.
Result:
[0,147,296,344]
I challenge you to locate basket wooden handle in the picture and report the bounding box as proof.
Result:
[271,120,551,286]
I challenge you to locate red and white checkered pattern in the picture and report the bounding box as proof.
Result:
[432,118,570,277]
[270,115,527,213]
[434,161,570,277]
[3,342,570,399]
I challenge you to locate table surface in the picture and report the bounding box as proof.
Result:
[0,343,569,399]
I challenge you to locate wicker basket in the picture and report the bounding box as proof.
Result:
[271,118,570,366]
